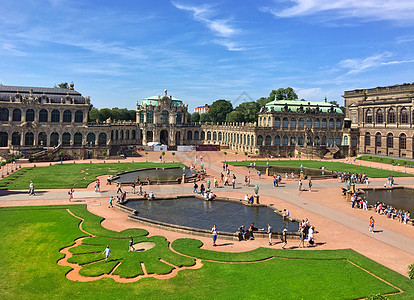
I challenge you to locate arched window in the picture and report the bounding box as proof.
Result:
[298,118,304,128]
[274,117,281,128]
[213,132,217,141]
[201,131,205,140]
[87,133,96,146]
[322,118,327,129]
[25,132,34,146]
[26,109,35,122]
[161,110,169,124]
[321,136,327,146]
[297,136,303,146]
[282,135,288,146]
[120,130,124,140]
[328,136,334,146]
[146,111,154,123]
[115,130,119,140]
[126,130,130,140]
[282,117,289,128]
[314,118,320,129]
[335,136,342,146]
[268,117,271,127]
[12,109,21,122]
[375,133,381,147]
[387,133,393,149]
[74,110,83,123]
[50,132,59,146]
[98,133,107,146]
[365,132,370,146]
[306,118,312,128]
[257,135,263,146]
[218,132,222,141]
[51,110,60,123]
[63,110,72,123]
[400,108,408,124]
[194,131,199,140]
[365,109,373,123]
[387,108,395,124]
[73,132,82,146]
[263,118,267,127]
[38,132,47,146]
[187,131,193,140]
[376,109,383,123]
[62,132,71,146]
[139,111,145,123]
[39,109,48,122]
[0,108,9,121]
[207,131,211,140]
[111,130,114,141]
[336,118,342,129]
[274,135,280,146]
[290,118,296,128]
[12,132,21,146]
[176,112,182,124]
[399,133,406,150]
[329,118,334,129]
[132,130,136,139]
[265,135,271,146]
[0,132,8,147]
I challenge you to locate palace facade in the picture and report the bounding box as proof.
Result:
[344,83,414,158]
[2,82,413,160]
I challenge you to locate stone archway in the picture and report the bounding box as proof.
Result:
[175,131,181,145]
[160,130,168,145]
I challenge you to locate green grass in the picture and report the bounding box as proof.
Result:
[0,205,412,299]
[358,155,414,167]
[226,160,412,178]
[0,162,184,190]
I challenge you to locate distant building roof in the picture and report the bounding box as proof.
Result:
[0,84,86,104]
[264,99,343,114]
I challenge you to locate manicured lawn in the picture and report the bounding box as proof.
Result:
[0,162,184,190]
[1,205,412,299]
[226,160,412,178]
[358,155,414,167]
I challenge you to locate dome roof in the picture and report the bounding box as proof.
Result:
[141,95,183,107]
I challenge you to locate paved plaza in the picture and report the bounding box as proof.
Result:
[1,151,413,276]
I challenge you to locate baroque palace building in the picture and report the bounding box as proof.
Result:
[344,83,414,158]
[4,82,413,160]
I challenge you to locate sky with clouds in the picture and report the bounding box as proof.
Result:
[1,0,414,111]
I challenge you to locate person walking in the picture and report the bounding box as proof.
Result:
[108,196,113,208]
[29,181,35,195]
[267,224,273,246]
[68,189,74,201]
[131,181,136,194]
[232,175,236,189]
[298,228,305,248]
[211,224,218,246]
[308,179,312,191]
[102,245,111,262]
[369,216,375,233]
[128,236,134,252]
[116,182,123,194]
[138,182,143,195]
[193,182,198,193]
[298,179,302,191]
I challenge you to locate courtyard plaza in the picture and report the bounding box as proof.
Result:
[1,151,413,277]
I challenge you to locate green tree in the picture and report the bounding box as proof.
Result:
[208,99,233,124]
[89,108,101,122]
[99,108,111,122]
[234,101,261,123]
[269,87,298,101]
[54,82,69,89]
[200,113,211,123]
[191,112,200,123]
[226,110,244,123]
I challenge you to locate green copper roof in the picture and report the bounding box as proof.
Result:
[141,95,183,107]
[265,99,342,114]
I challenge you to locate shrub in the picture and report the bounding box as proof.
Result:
[132,151,136,156]
[102,152,107,157]
[117,151,121,156]
[408,263,414,279]
[366,294,388,300]
[48,153,53,158]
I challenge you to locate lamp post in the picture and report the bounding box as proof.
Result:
[266,160,269,176]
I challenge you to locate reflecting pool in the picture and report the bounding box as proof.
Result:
[363,188,414,212]
[113,167,196,184]
[124,197,299,233]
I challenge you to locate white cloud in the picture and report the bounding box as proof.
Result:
[1,42,27,56]
[172,1,243,51]
[264,0,414,23]
[337,52,414,75]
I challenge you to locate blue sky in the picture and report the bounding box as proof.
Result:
[1,0,414,111]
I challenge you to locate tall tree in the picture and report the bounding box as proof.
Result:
[191,112,200,123]
[89,108,100,122]
[208,99,233,124]
[269,87,298,101]
[234,101,260,123]
[200,113,211,123]
[99,108,111,122]
[226,110,244,123]
[54,82,69,89]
